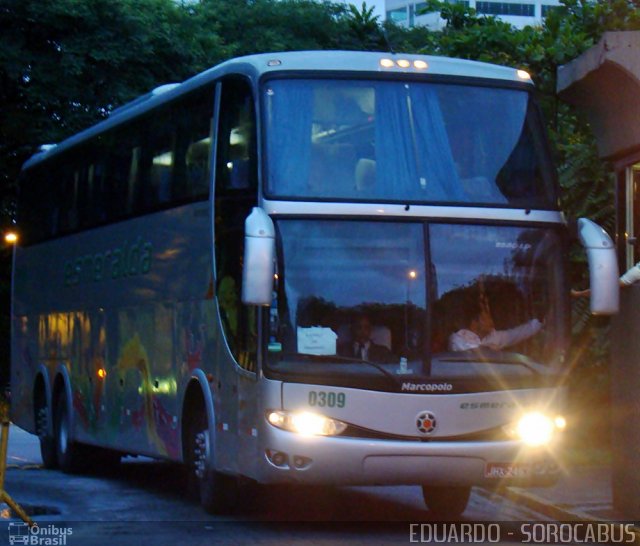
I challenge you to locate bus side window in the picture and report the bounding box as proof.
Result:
[214,77,258,372]
[174,92,213,201]
[78,155,107,229]
[24,167,49,240]
[216,80,257,192]
[106,131,136,220]
[56,164,76,235]
[139,109,175,210]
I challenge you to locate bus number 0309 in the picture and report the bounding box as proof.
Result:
[308,391,346,408]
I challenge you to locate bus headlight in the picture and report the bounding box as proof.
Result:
[267,410,348,437]
[504,411,566,447]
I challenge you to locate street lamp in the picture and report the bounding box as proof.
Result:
[405,269,418,351]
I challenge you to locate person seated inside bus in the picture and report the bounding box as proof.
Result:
[308,143,357,196]
[355,158,376,193]
[338,314,394,363]
[449,296,542,352]
[185,138,211,195]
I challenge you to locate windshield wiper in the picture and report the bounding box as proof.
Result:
[436,349,539,373]
[271,352,401,383]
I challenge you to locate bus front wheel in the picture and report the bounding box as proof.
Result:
[187,412,238,514]
[421,485,471,518]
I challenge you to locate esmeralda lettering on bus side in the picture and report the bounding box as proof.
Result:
[401,382,453,392]
[63,237,153,286]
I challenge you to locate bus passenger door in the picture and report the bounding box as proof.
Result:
[214,76,260,474]
[625,164,640,270]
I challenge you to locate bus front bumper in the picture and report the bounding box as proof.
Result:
[258,426,561,487]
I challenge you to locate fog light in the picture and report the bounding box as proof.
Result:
[272,452,287,466]
[293,455,312,469]
[266,410,347,436]
[266,449,289,468]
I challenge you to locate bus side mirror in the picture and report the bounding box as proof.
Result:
[578,218,619,315]
[242,207,275,306]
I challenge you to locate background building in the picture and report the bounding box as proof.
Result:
[332,0,386,18]
[385,0,561,30]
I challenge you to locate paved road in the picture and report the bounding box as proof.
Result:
[2,426,600,546]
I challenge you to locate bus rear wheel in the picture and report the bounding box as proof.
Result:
[54,393,85,473]
[421,485,471,518]
[36,405,58,469]
[187,412,238,514]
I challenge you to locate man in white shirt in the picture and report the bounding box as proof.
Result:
[572,261,640,297]
[448,299,542,352]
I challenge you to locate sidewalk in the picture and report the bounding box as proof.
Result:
[494,463,640,542]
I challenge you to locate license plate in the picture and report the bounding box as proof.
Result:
[485,462,532,479]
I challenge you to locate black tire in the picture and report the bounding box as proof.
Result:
[54,393,85,473]
[186,411,238,514]
[99,447,122,468]
[421,485,471,518]
[84,445,122,473]
[36,405,58,469]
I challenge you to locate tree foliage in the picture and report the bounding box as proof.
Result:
[192,0,349,55]
[0,0,228,214]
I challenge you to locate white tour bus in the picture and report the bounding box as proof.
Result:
[10,51,619,516]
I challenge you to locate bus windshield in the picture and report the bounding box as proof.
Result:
[265,220,568,390]
[264,78,557,208]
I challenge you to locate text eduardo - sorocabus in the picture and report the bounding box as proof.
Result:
[64,237,153,286]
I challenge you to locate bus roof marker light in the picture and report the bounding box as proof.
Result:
[267,59,282,67]
[517,69,531,81]
[413,60,428,70]
[396,59,411,69]
[380,58,395,69]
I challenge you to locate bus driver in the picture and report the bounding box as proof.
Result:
[339,314,394,363]
[449,297,542,352]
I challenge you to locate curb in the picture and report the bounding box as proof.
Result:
[488,486,640,545]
